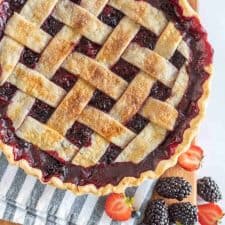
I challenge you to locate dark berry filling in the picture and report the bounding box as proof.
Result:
[41,16,63,37]
[74,37,101,58]
[19,48,40,69]
[29,100,55,123]
[0,1,11,39]
[51,68,77,91]
[133,27,158,50]
[126,114,149,134]
[70,0,81,4]
[89,90,115,113]
[0,82,17,112]
[98,5,124,28]
[170,50,186,69]
[111,59,139,82]
[66,122,93,148]
[150,81,172,101]
[0,0,213,188]
[99,144,122,164]
[8,0,27,12]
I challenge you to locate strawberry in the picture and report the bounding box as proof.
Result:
[105,193,133,221]
[198,203,224,225]
[178,145,204,171]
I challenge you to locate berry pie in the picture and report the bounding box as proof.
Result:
[0,0,213,195]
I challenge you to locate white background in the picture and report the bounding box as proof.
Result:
[198,0,225,208]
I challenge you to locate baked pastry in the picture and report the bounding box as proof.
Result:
[0,0,213,195]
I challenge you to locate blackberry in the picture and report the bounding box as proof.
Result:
[169,202,198,225]
[140,199,169,225]
[197,177,222,203]
[41,16,63,36]
[155,177,192,201]
[89,90,115,113]
[20,48,40,68]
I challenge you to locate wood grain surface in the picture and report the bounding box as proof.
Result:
[0,0,198,224]
[152,165,197,205]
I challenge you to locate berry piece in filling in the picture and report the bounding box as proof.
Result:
[29,100,55,123]
[66,121,93,148]
[19,48,40,69]
[98,5,124,27]
[170,50,186,69]
[169,202,198,225]
[41,16,63,36]
[51,68,77,91]
[141,199,169,225]
[132,27,158,50]
[111,59,139,82]
[150,81,172,101]
[0,1,11,39]
[74,37,101,58]
[9,0,27,12]
[197,177,222,203]
[126,114,149,134]
[89,90,115,113]
[70,0,81,4]
[0,82,17,111]
[99,144,122,164]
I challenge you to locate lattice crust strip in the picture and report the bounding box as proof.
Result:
[0,37,23,84]
[8,63,66,107]
[6,91,35,129]
[20,0,58,25]
[52,0,112,44]
[96,16,140,67]
[109,0,168,35]
[16,116,78,161]
[62,52,128,99]
[73,133,109,167]
[5,13,52,53]
[122,43,178,87]
[110,72,155,124]
[0,0,191,167]
[36,26,80,79]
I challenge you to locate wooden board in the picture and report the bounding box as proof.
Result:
[152,165,197,205]
[0,0,198,224]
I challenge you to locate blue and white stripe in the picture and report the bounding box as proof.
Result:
[0,154,154,225]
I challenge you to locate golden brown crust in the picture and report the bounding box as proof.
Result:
[53,0,112,44]
[20,0,58,25]
[122,43,177,87]
[47,79,94,135]
[97,17,140,67]
[110,72,155,124]
[72,133,109,167]
[140,97,178,131]
[0,37,23,84]
[8,63,66,107]
[80,0,108,15]
[36,27,79,79]
[5,13,51,53]
[109,0,167,35]
[78,106,136,148]
[63,52,128,99]
[0,61,211,195]
[0,0,213,196]
[155,22,182,59]
[16,116,78,161]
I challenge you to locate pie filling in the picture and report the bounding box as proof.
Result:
[0,0,213,188]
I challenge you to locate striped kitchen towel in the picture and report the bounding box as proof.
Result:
[0,152,155,225]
